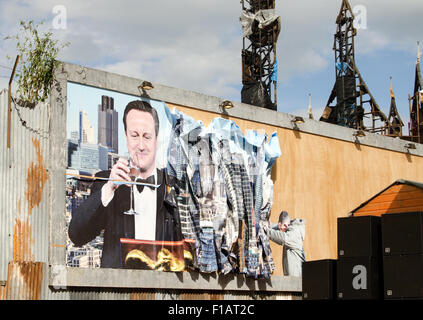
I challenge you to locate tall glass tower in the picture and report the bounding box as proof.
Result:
[98,95,119,154]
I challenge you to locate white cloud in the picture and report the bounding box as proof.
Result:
[0,0,422,107]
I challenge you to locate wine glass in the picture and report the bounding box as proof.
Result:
[123,155,140,216]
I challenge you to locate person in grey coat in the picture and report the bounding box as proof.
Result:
[265,211,306,276]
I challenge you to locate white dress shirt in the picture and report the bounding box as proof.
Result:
[133,169,157,240]
[101,168,157,240]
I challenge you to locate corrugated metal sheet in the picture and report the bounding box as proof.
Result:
[42,287,299,300]
[128,289,297,300]
[0,283,6,300]
[0,90,50,290]
[4,261,44,300]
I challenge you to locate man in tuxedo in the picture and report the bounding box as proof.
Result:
[68,100,182,268]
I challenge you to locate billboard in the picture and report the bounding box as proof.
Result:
[65,82,281,278]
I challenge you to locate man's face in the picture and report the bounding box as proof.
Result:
[278,222,289,232]
[125,109,158,175]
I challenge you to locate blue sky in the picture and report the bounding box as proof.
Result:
[66,82,174,164]
[66,82,138,155]
[1,0,422,134]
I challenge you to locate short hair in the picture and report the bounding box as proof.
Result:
[123,100,159,136]
[278,211,290,225]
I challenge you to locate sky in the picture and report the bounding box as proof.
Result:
[1,0,422,133]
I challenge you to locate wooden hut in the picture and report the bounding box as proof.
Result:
[351,179,423,217]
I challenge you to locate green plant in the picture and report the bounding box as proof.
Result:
[6,20,69,107]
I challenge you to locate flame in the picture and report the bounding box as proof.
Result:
[125,247,191,272]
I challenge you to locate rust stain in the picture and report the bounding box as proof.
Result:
[5,262,43,300]
[130,290,156,300]
[25,138,49,216]
[51,243,66,248]
[13,216,33,262]
[13,138,48,263]
[0,284,5,300]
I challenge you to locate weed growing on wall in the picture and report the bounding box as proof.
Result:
[5,20,69,108]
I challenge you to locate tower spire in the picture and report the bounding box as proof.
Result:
[308,93,314,119]
[387,76,404,136]
[240,0,280,110]
[320,0,393,135]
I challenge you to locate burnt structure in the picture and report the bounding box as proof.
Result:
[240,0,280,110]
[388,77,404,137]
[320,0,400,136]
[408,42,423,143]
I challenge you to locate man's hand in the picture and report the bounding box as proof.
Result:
[104,157,132,194]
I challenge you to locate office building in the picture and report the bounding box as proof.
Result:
[98,95,119,154]
[79,109,95,144]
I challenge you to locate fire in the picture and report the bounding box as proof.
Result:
[125,247,191,272]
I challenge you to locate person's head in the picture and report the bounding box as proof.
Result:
[278,211,290,232]
[123,100,159,175]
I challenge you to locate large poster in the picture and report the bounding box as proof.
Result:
[66,82,281,278]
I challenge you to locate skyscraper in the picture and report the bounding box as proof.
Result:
[98,95,119,154]
[79,109,95,144]
[78,110,94,143]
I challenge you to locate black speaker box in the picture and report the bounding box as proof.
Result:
[381,212,423,256]
[302,259,337,300]
[383,254,423,299]
[337,215,381,258]
[336,256,383,300]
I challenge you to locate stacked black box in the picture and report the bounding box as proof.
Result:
[382,212,423,299]
[336,216,383,300]
[302,259,337,300]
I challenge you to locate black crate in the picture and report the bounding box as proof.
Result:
[336,256,383,300]
[337,216,381,258]
[381,212,423,256]
[383,254,423,299]
[302,259,337,300]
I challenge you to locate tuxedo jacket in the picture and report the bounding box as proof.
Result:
[68,168,183,268]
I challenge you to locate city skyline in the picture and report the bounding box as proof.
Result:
[67,82,141,157]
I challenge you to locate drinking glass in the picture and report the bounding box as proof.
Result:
[123,156,140,216]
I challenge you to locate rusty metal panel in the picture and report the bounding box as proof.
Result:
[178,291,207,300]
[0,90,50,290]
[11,96,50,265]
[207,292,223,300]
[4,261,44,300]
[0,284,6,300]
[130,290,156,300]
[42,288,298,300]
[43,287,131,300]
[0,90,12,282]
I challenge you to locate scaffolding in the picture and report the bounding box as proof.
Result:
[320,0,397,136]
[240,0,280,110]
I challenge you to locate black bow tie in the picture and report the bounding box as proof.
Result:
[135,175,155,193]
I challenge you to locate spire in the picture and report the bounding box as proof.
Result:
[308,93,314,119]
[418,41,421,65]
[320,0,391,134]
[390,76,395,99]
[388,76,404,136]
